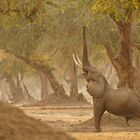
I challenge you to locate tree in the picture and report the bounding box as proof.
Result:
[92,0,140,89]
[70,59,79,98]
[0,54,29,103]
[3,49,68,99]
[0,0,68,100]
[39,71,48,104]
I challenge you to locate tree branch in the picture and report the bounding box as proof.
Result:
[104,42,115,61]
[103,42,121,72]
[3,49,51,75]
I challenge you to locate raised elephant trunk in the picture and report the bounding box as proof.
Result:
[82,26,90,68]
[82,26,97,74]
[73,26,97,73]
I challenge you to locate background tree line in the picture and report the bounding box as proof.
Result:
[0,0,139,105]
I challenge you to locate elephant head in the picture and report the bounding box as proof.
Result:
[73,26,108,98]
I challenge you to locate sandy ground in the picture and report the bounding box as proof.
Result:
[20,105,140,140]
[0,102,75,140]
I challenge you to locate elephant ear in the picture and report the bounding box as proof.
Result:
[87,75,105,98]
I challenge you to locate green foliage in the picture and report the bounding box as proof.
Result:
[0,0,66,27]
[92,0,140,21]
[0,0,139,80]
[0,53,32,77]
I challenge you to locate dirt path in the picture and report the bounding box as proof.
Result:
[71,132,140,140]
[20,106,140,140]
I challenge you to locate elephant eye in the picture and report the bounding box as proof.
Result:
[92,78,96,81]
[83,72,88,76]
[83,73,86,76]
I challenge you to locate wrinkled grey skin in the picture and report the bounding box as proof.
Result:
[84,66,140,132]
[80,26,140,132]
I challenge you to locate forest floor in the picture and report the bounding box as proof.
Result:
[20,105,140,140]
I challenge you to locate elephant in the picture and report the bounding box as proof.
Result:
[73,26,140,132]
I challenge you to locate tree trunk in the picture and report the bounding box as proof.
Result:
[116,20,134,89]
[70,59,79,98]
[47,71,67,98]
[0,80,11,102]
[2,50,67,98]
[18,73,35,101]
[106,15,135,89]
[39,71,48,104]
[16,73,25,99]
[134,49,140,97]
[5,73,24,103]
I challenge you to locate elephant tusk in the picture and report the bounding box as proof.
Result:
[72,54,82,69]
[75,54,82,66]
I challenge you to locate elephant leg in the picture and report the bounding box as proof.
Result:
[128,99,140,118]
[129,100,140,118]
[93,97,105,132]
[126,117,132,126]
